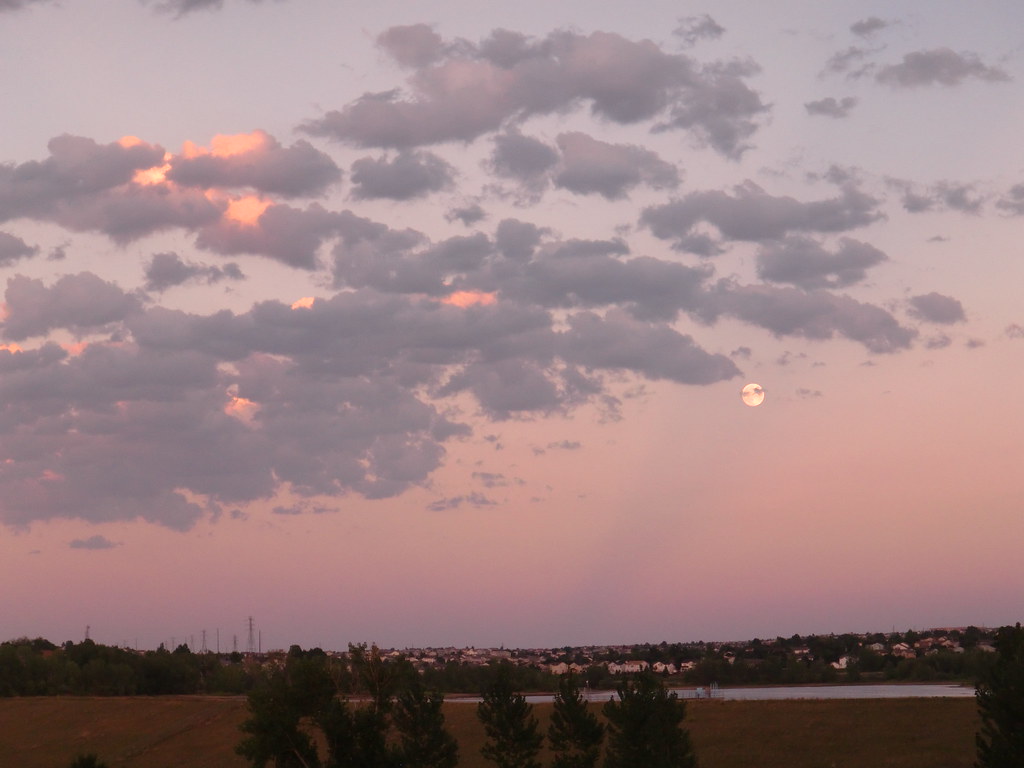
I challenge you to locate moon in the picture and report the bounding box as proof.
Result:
[741,383,765,407]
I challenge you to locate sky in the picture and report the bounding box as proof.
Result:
[1,0,1022,652]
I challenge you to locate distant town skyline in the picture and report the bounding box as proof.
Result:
[1,0,1022,650]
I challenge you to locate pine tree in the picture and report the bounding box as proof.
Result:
[477,664,543,768]
[548,673,605,768]
[67,756,109,768]
[392,676,459,768]
[236,669,321,768]
[602,673,697,768]
[975,623,1024,767]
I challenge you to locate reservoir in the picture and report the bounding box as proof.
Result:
[677,683,976,701]
[490,683,977,704]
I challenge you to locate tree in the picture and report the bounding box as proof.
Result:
[602,673,697,768]
[548,673,605,768]
[477,664,543,768]
[67,756,108,768]
[975,623,1024,767]
[391,675,459,768]
[236,669,321,768]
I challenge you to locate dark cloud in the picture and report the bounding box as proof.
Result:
[490,244,710,322]
[439,358,565,418]
[996,184,1024,215]
[149,0,274,17]
[333,228,490,296]
[426,493,496,511]
[547,439,581,450]
[495,218,543,260]
[196,203,343,269]
[756,236,887,289]
[0,0,52,11]
[553,132,679,199]
[706,281,917,353]
[558,309,740,385]
[301,28,767,157]
[824,46,874,78]
[167,132,341,198]
[58,184,222,244]
[893,180,984,214]
[143,251,245,292]
[377,24,446,68]
[674,14,725,46]
[2,272,142,341]
[273,503,334,516]
[69,535,119,550]
[447,204,486,226]
[0,135,223,243]
[1005,324,1024,339]
[924,333,952,349]
[850,17,889,37]
[489,131,559,190]
[0,232,38,266]
[876,48,1010,87]
[350,151,454,200]
[654,58,768,157]
[472,471,509,488]
[907,292,966,324]
[641,181,882,252]
[805,96,858,118]
[152,0,224,14]
[0,135,166,223]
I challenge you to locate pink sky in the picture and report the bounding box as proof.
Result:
[0,0,1022,651]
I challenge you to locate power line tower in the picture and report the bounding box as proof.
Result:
[247,616,256,655]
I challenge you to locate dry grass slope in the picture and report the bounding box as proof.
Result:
[0,695,978,768]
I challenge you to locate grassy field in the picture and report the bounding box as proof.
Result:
[0,694,979,768]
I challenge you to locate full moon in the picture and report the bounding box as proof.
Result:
[741,383,765,407]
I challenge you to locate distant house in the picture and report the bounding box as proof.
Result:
[891,643,916,659]
[607,660,649,675]
[652,662,678,675]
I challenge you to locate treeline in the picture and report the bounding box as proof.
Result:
[681,647,995,687]
[0,638,254,696]
[0,627,1000,698]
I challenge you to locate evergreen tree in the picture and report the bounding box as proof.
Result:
[477,664,543,768]
[602,673,697,768]
[549,673,605,768]
[67,756,108,768]
[236,669,321,768]
[976,623,1024,767]
[392,675,459,768]
[318,697,359,768]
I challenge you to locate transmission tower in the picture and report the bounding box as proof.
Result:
[247,616,256,655]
